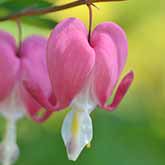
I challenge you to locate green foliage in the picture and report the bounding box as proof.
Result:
[0,0,57,29]
[0,0,53,9]
[0,0,10,5]
[22,16,57,29]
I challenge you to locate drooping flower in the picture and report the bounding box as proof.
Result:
[24,18,134,161]
[0,30,52,164]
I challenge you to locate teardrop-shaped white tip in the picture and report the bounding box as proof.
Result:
[61,110,93,161]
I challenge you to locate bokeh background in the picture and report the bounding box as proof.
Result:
[0,0,165,165]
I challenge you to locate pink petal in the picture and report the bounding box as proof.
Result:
[92,22,128,74]
[0,30,17,52]
[91,29,119,105]
[47,18,95,109]
[21,86,53,122]
[90,22,128,106]
[0,30,19,101]
[20,36,54,122]
[23,80,58,111]
[101,71,134,111]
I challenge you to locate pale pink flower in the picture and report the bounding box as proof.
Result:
[25,18,134,161]
[0,31,52,164]
[0,31,52,121]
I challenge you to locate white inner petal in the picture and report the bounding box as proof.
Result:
[0,85,25,120]
[61,110,93,161]
[61,85,97,161]
[0,85,23,164]
[71,86,96,114]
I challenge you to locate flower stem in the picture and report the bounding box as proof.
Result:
[16,19,22,57]
[0,0,126,22]
[87,2,93,43]
[1,117,19,165]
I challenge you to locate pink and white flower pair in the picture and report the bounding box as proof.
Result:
[25,18,134,161]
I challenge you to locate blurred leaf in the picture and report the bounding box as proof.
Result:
[0,0,10,5]
[0,0,58,29]
[22,16,57,29]
[0,0,53,10]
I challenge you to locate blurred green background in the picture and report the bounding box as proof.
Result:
[0,0,165,165]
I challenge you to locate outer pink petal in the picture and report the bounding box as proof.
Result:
[23,80,57,111]
[92,22,128,74]
[102,71,134,111]
[91,30,119,105]
[47,18,95,109]
[0,30,19,101]
[90,22,128,106]
[20,85,52,122]
[20,36,53,122]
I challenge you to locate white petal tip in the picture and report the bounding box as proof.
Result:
[62,109,93,161]
[65,139,80,161]
[68,154,78,161]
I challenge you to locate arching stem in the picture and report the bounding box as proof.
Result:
[15,19,22,57]
[0,0,127,22]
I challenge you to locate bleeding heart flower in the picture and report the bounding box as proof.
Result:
[0,30,53,121]
[0,30,52,164]
[24,18,134,161]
